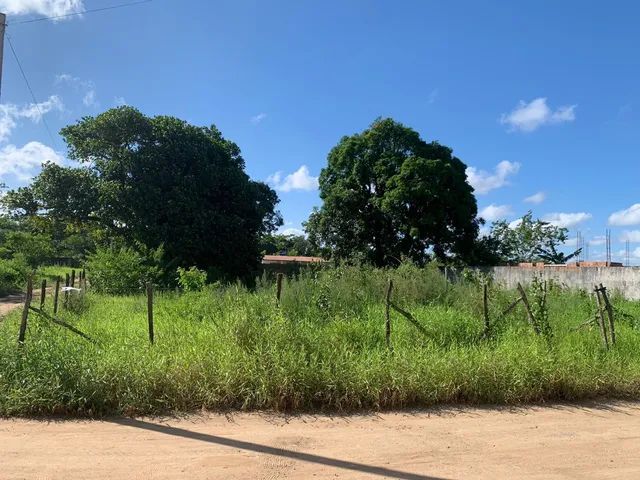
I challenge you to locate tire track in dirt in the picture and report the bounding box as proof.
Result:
[258,435,316,480]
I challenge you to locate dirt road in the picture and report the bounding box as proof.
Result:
[0,294,23,318]
[2,402,639,479]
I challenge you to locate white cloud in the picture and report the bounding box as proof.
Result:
[542,212,592,228]
[615,247,640,263]
[82,89,97,107]
[267,165,319,192]
[500,97,576,132]
[588,250,606,261]
[560,234,604,249]
[427,89,438,104]
[466,160,520,194]
[0,0,84,18]
[250,113,267,124]
[54,73,72,83]
[508,218,523,229]
[589,235,607,246]
[114,96,127,106]
[609,204,640,226]
[524,191,546,204]
[56,73,98,108]
[0,95,63,143]
[280,228,305,237]
[479,204,513,222]
[620,230,640,243]
[0,141,63,181]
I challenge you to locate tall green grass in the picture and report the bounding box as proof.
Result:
[1,264,639,416]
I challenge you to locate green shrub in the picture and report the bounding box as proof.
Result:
[0,256,29,295]
[86,245,162,295]
[177,266,207,292]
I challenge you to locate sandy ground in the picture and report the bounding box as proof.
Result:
[0,288,53,319]
[2,402,640,479]
[0,294,23,318]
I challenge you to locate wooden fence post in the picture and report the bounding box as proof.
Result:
[594,286,610,349]
[71,269,76,288]
[53,276,61,316]
[39,279,47,310]
[483,282,490,337]
[147,283,154,345]
[516,283,540,335]
[64,273,70,308]
[18,276,33,344]
[276,273,283,303]
[599,284,616,346]
[385,279,393,349]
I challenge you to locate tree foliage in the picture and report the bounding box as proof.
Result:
[305,118,479,266]
[260,233,320,257]
[86,244,164,295]
[4,107,282,281]
[2,163,100,262]
[484,211,580,265]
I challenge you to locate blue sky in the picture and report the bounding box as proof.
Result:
[0,0,639,263]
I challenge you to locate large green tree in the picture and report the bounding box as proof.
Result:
[306,118,479,266]
[4,107,282,280]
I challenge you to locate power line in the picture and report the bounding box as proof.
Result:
[7,0,153,26]
[5,33,58,146]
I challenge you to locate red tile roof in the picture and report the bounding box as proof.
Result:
[262,255,327,264]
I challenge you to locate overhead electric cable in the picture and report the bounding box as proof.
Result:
[6,33,57,146]
[8,0,153,25]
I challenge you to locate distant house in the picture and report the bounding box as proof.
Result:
[261,255,327,275]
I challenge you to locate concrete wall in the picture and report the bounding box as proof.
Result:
[482,266,640,300]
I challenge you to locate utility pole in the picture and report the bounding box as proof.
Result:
[0,13,5,100]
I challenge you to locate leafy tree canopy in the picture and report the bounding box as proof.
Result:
[260,233,321,257]
[305,118,479,266]
[483,211,580,265]
[3,106,282,280]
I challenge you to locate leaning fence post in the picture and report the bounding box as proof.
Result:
[599,284,616,346]
[18,276,34,344]
[276,273,283,303]
[483,282,490,337]
[385,279,393,349]
[64,273,70,309]
[39,279,47,310]
[53,276,61,316]
[71,269,76,288]
[147,282,154,345]
[516,283,540,335]
[594,286,610,349]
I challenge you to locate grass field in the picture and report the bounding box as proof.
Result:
[37,265,78,283]
[1,264,640,416]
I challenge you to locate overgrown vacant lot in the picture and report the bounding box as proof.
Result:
[1,265,640,416]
